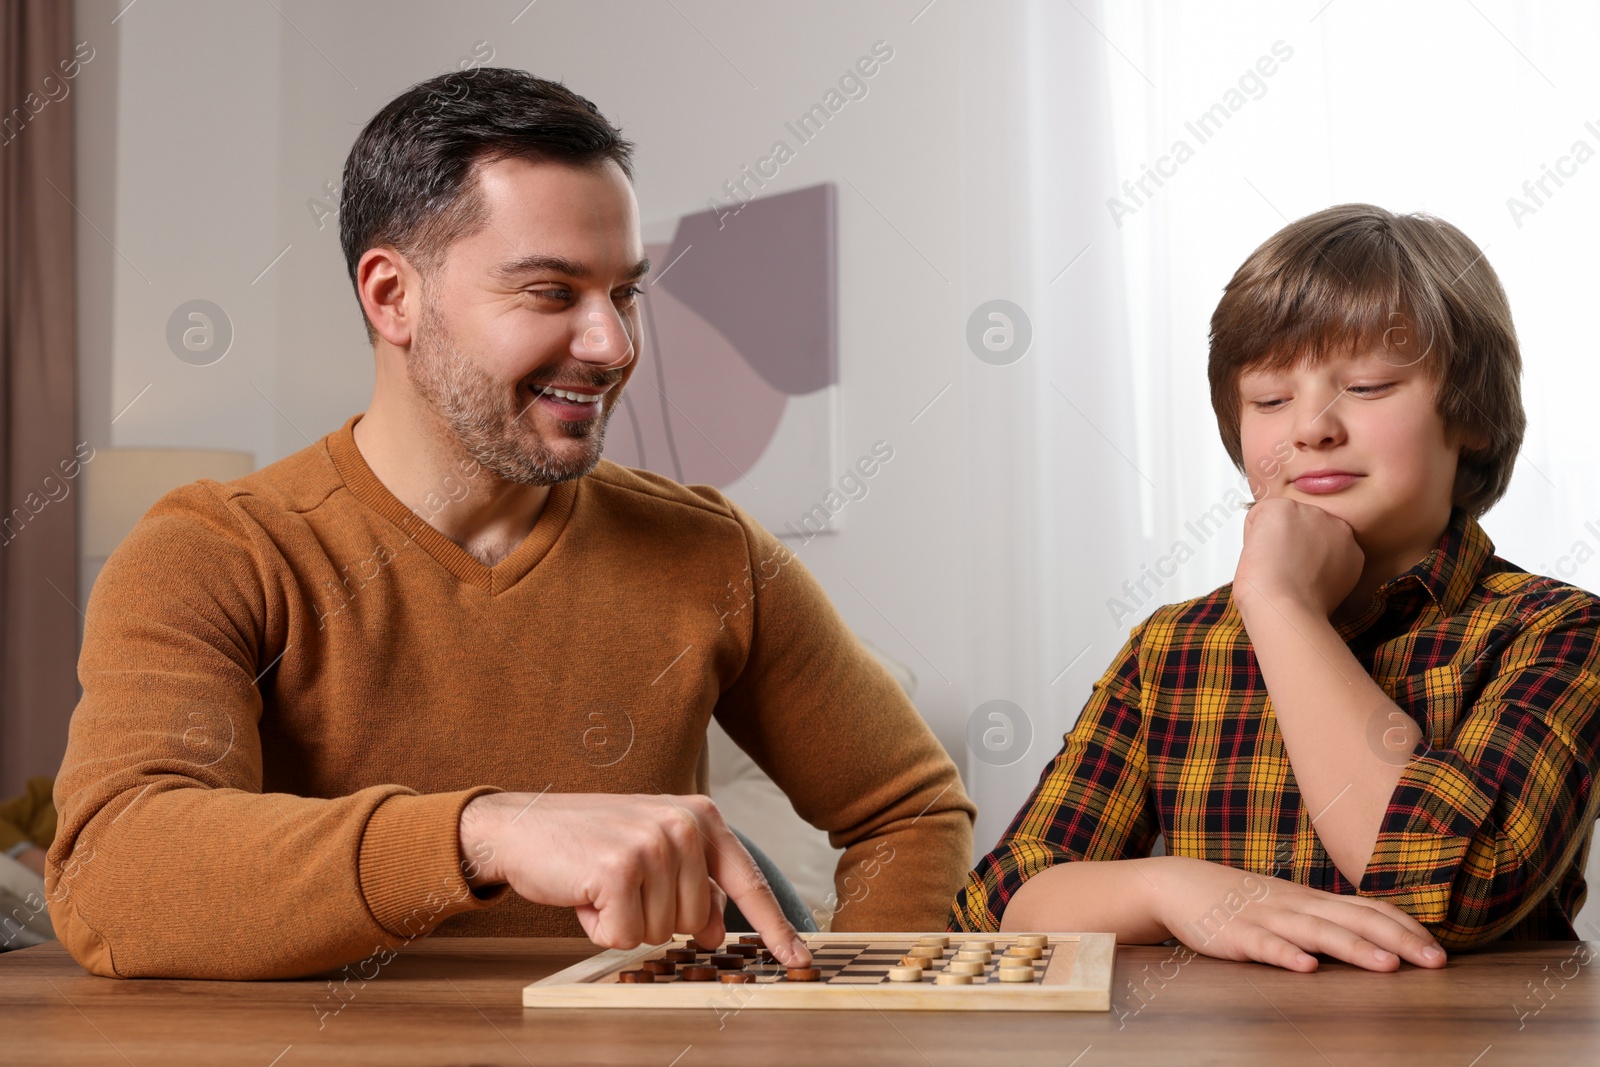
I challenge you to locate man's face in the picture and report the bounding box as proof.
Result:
[407,157,646,485]
[1237,345,1466,554]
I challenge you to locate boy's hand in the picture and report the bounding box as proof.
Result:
[1144,855,1446,972]
[1233,497,1363,618]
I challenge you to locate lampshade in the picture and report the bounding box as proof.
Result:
[82,448,255,558]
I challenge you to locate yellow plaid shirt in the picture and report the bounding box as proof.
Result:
[951,509,1600,946]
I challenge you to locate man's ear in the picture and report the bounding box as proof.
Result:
[357,246,422,349]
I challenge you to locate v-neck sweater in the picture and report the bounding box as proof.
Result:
[47,414,974,979]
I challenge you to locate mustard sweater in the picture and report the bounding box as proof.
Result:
[47,415,974,979]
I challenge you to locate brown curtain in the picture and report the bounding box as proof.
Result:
[0,0,80,797]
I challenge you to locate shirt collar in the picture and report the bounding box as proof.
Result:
[1336,508,1494,636]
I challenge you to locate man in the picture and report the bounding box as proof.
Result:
[47,68,974,980]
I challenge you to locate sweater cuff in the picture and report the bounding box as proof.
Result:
[358,787,508,939]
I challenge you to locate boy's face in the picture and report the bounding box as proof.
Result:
[1236,345,1468,557]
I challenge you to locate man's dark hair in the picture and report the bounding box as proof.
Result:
[339,67,635,342]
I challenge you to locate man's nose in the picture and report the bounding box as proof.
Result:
[572,306,634,369]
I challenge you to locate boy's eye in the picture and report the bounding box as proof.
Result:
[1250,398,1287,411]
[1347,382,1396,397]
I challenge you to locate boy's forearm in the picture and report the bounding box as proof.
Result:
[999,859,1170,942]
[1239,595,1417,882]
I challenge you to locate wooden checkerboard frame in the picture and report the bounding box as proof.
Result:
[523,932,1115,1011]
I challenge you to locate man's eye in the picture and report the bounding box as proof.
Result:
[615,284,644,302]
[528,288,572,301]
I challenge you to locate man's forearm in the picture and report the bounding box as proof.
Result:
[1240,596,1417,882]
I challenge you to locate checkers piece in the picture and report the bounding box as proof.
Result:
[664,948,698,964]
[947,960,985,977]
[785,967,823,982]
[887,966,926,983]
[710,953,746,970]
[680,965,720,982]
[899,954,930,968]
[998,966,1036,983]
[738,935,765,947]
[616,970,653,984]
[1005,945,1044,960]
[641,959,675,976]
[935,972,973,986]
[917,935,950,948]
[965,940,995,953]
[720,971,755,984]
[997,955,1034,969]
[1015,934,1049,948]
[728,944,759,959]
[907,945,944,959]
[955,950,992,963]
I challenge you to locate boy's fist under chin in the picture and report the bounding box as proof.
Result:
[1234,497,1364,618]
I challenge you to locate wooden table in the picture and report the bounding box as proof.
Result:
[2,937,1595,1065]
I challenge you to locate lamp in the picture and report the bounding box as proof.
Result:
[82,448,255,558]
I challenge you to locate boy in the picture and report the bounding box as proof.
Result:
[951,204,1600,973]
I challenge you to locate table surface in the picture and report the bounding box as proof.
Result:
[2,937,1596,1066]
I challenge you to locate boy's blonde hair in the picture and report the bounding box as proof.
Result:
[1208,203,1523,517]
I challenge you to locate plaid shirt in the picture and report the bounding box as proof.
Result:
[951,509,1600,947]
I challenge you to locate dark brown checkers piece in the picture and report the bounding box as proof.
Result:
[680,965,720,982]
[641,959,675,976]
[719,971,755,983]
[663,949,698,964]
[710,953,746,970]
[738,935,766,947]
[728,944,759,959]
[617,970,653,983]
[785,966,823,982]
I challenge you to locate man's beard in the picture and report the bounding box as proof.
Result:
[407,303,616,486]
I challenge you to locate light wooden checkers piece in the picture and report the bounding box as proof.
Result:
[616,970,653,983]
[935,973,973,986]
[998,966,1036,982]
[786,967,823,982]
[888,966,926,983]
[966,940,995,953]
[899,955,930,968]
[997,955,1034,969]
[917,935,950,948]
[1016,934,1049,948]
[720,972,755,983]
[955,950,992,963]
[1005,946,1044,960]
[907,945,943,960]
[947,961,986,976]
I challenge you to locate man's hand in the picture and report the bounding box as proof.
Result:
[457,792,811,967]
[1143,856,1445,972]
[1233,497,1363,619]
